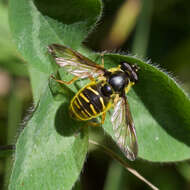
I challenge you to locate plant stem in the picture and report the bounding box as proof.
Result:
[89,139,159,190]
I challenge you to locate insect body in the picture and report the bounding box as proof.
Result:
[48,44,139,161]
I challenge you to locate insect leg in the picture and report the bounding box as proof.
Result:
[88,75,96,82]
[125,82,135,93]
[51,75,79,85]
[87,121,101,127]
[101,112,106,125]
[87,112,106,127]
[100,52,105,67]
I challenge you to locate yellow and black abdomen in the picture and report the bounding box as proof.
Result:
[70,81,111,121]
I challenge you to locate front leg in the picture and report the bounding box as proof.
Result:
[51,75,79,85]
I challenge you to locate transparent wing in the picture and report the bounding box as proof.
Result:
[48,44,105,79]
[111,95,138,161]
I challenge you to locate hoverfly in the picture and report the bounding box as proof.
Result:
[48,44,139,161]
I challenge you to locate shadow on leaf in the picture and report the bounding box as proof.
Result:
[34,0,100,25]
[55,102,85,137]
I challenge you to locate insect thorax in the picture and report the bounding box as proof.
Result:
[105,71,129,94]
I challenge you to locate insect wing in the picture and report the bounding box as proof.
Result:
[48,44,105,79]
[111,95,138,161]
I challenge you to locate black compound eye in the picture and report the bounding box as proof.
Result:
[101,84,113,97]
[131,71,138,82]
[120,62,139,83]
[120,62,132,72]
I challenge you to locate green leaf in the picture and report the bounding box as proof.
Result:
[9,86,88,189]
[102,54,190,162]
[0,3,18,61]
[9,0,102,189]
[0,2,27,76]
[9,0,102,74]
[9,4,190,190]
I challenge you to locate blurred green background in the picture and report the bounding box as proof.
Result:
[0,0,190,189]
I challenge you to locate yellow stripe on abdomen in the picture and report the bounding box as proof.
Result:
[79,92,89,103]
[90,104,97,115]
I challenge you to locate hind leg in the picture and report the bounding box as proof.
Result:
[87,112,106,127]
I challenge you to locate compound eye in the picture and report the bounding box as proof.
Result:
[131,71,138,82]
[101,84,113,97]
[120,62,132,72]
